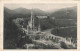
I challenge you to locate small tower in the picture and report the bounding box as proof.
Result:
[27,25,29,34]
[38,22,41,31]
[26,21,29,34]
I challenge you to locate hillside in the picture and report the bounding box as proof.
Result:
[49,6,77,19]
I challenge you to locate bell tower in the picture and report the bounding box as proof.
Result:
[38,21,41,31]
[28,9,35,31]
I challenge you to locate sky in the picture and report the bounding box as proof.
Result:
[4,3,76,11]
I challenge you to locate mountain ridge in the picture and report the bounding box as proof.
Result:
[4,6,77,19]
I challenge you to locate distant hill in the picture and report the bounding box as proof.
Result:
[32,8,47,16]
[4,6,77,19]
[4,7,47,18]
[13,8,47,16]
[4,7,13,14]
[49,6,77,19]
[13,7,31,15]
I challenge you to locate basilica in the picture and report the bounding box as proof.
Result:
[26,10,41,35]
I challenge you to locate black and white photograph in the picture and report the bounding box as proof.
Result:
[4,3,77,49]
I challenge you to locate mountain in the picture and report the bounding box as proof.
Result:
[4,7,17,15]
[49,6,77,19]
[13,7,31,15]
[4,7,13,14]
[4,6,77,19]
[13,8,47,16]
[32,8,47,16]
[4,7,47,19]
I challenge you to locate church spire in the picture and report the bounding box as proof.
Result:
[38,21,41,31]
[30,8,34,30]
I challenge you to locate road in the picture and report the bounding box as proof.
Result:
[43,26,77,34]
